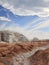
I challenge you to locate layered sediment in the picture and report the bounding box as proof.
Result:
[0,40,49,65]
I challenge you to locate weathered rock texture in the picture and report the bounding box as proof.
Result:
[29,48,49,65]
[0,40,49,65]
[0,40,49,57]
[0,31,28,43]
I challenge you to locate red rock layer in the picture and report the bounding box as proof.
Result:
[29,48,49,65]
[0,40,49,57]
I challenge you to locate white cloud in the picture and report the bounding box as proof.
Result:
[3,4,49,17]
[31,20,49,30]
[4,4,49,17]
[39,8,49,17]
[44,0,49,2]
[0,0,49,17]
[2,3,37,16]
[13,8,36,16]
[0,17,11,21]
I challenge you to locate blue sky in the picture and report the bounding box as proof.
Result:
[0,0,49,40]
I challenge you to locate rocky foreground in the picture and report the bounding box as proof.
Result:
[0,40,49,65]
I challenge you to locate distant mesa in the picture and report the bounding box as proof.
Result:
[0,30,28,43]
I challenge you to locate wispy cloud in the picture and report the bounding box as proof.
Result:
[0,0,49,40]
[0,0,49,17]
[31,20,49,31]
[23,17,49,30]
[0,17,11,21]
[3,18,49,40]
[0,17,11,30]
[0,22,8,30]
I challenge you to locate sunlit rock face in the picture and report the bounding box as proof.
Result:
[0,45,49,65]
[29,48,49,65]
[0,40,49,65]
[0,31,28,43]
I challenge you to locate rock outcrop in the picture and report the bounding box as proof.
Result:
[0,31,28,43]
[31,37,39,41]
[0,40,49,65]
[29,48,49,65]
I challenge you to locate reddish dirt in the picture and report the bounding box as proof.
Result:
[0,40,49,65]
[0,40,49,57]
[29,48,49,65]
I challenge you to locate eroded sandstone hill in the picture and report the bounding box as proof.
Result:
[0,40,49,65]
[0,31,28,43]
